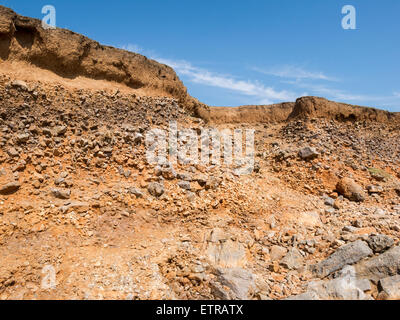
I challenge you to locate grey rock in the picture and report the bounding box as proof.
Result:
[343,226,358,233]
[325,208,335,214]
[378,275,400,300]
[355,246,400,281]
[177,172,192,181]
[59,201,89,214]
[354,279,372,292]
[121,124,136,133]
[54,177,65,186]
[129,187,143,198]
[289,266,371,300]
[16,133,30,144]
[313,240,373,278]
[60,172,69,179]
[207,240,246,269]
[52,125,67,136]
[178,181,191,191]
[210,281,234,300]
[205,176,222,190]
[374,208,386,215]
[334,266,372,294]
[298,147,319,160]
[147,182,164,197]
[367,234,394,253]
[0,181,21,195]
[280,248,304,270]
[324,197,335,207]
[117,166,131,178]
[215,267,255,300]
[306,278,368,300]
[51,188,71,200]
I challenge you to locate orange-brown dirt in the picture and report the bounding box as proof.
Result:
[0,6,400,300]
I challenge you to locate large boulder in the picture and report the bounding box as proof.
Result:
[336,178,366,202]
[206,228,247,269]
[280,248,304,270]
[312,240,373,278]
[355,246,400,281]
[214,267,255,300]
[367,234,394,253]
[287,266,371,300]
[378,275,400,300]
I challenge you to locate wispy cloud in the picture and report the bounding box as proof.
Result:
[253,65,337,81]
[292,82,387,102]
[254,64,386,104]
[305,86,371,101]
[118,44,399,108]
[120,44,297,104]
[156,58,296,104]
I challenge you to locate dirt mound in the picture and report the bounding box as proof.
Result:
[0,5,202,110]
[289,96,399,123]
[202,97,400,124]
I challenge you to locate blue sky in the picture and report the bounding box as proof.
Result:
[2,0,400,110]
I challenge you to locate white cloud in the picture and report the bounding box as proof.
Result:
[118,44,398,107]
[120,44,295,104]
[307,86,370,101]
[253,65,337,81]
[153,58,297,104]
[292,82,385,102]
[252,65,383,103]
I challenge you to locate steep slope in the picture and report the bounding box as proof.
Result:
[1,74,399,300]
